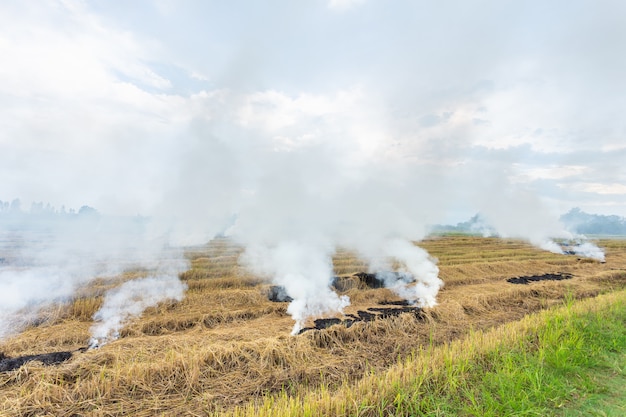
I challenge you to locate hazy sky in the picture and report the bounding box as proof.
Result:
[1,0,625,221]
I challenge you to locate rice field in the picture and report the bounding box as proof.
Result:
[1,235,625,416]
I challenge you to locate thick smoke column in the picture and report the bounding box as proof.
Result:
[241,241,349,334]
[215,112,449,331]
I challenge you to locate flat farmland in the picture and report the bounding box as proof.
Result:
[1,235,625,416]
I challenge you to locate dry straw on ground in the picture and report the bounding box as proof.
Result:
[1,236,625,416]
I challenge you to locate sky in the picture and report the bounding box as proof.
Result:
[1,0,625,223]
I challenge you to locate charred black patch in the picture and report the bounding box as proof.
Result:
[357,310,377,321]
[0,350,74,372]
[352,271,415,289]
[378,300,413,306]
[312,317,342,330]
[267,285,293,302]
[352,272,385,288]
[331,276,354,292]
[368,306,423,318]
[298,305,423,334]
[507,272,574,285]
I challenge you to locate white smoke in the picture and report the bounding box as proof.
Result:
[469,210,605,261]
[378,239,443,307]
[562,238,606,262]
[219,120,448,331]
[460,209,606,261]
[569,242,605,262]
[467,185,607,259]
[537,239,566,255]
[240,241,350,335]
[89,272,187,348]
[0,210,189,342]
[534,237,605,261]
[0,265,79,340]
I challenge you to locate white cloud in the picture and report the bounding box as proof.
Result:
[561,183,626,196]
[189,70,209,81]
[1,0,625,219]
[236,88,389,161]
[327,0,366,11]
[511,165,590,182]
[0,1,198,213]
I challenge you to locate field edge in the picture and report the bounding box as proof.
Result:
[225,288,626,417]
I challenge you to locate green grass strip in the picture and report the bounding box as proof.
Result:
[387,296,626,416]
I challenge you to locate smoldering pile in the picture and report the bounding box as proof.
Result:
[507,272,573,285]
[266,271,408,303]
[298,302,424,334]
[267,285,293,302]
[559,240,606,262]
[266,272,425,334]
[332,272,386,290]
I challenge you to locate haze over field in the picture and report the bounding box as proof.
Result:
[1,1,624,337]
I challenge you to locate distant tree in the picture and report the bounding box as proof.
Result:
[78,205,99,217]
[10,199,21,212]
[30,201,44,214]
[560,208,626,235]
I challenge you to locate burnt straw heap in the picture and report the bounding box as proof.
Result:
[507,272,574,285]
[298,303,424,334]
[0,348,85,372]
[267,271,405,303]
[266,272,425,334]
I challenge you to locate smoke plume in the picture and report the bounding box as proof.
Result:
[239,241,348,334]
[0,209,189,342]
[376,239,442,307]
[563,239,605,262]
[89,272,187,348]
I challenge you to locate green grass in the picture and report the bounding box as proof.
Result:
[382,294,626,416]
[224,291,626,417]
